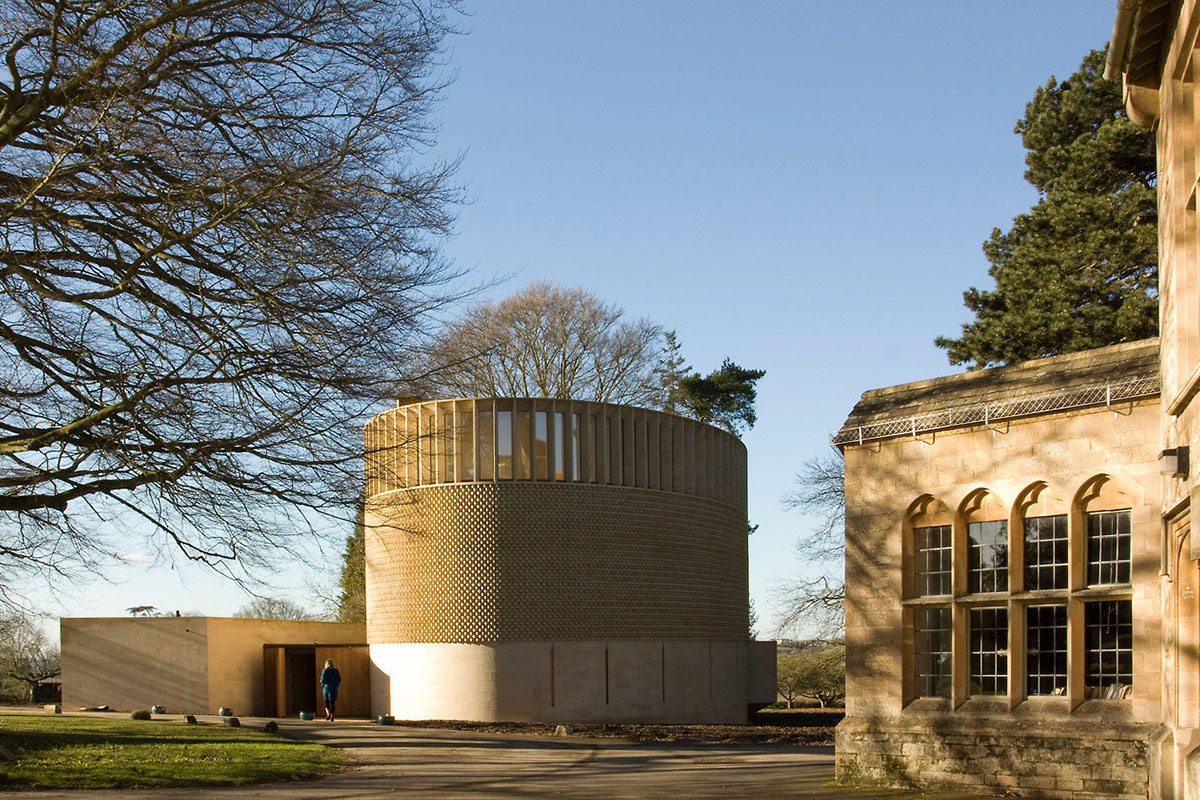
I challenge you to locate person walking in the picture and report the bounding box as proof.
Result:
[321,659,342,722]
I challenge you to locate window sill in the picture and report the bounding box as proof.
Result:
[1072,585,1134,599]
[1011,589,1069,602]
[901,697,951,715]
[901,595,952,606]
[957,697,1007,715]
[1012,696,1070,716]
[956,592,1008,606]
[1075,698,1134,721]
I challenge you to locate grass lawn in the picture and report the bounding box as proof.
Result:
[0,713,345,790]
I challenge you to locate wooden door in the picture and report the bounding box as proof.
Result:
[314,646,371,717]
[263,646,285,717]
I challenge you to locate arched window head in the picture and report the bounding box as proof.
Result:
[961,490,1008,595]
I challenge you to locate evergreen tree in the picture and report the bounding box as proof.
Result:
[676,360,766,435]
[337,505,366,624]
[654,330,690,414]
[936,48,1158,368]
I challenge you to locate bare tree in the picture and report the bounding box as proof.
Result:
[774,451,845,637]
[422,283,664,405]
[233,597,314,621]
[0,0,462,590]
[0,611,59,703]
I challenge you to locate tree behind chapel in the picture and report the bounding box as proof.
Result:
[936,48,1157,368]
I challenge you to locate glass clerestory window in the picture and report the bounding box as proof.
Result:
[1024,514,1068,590]
[914,525,952,596]
[968,520,1008,593]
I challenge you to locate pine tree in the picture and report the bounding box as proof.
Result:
[676,360,766,435]
[337,505,366,624]
[936,48,1158,368]
[654,330,690,414]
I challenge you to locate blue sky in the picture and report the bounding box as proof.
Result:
[25,3,1119,634]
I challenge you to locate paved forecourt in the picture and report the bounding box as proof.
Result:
[1,717,1002,799]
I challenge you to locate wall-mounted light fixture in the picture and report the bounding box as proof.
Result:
[1160,446,1189,477]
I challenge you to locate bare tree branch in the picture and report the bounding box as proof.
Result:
[0,610,59,702]
[782,450,845,561]
[0,0,464,593]
[233,596,316,621]
[775,450,845,638]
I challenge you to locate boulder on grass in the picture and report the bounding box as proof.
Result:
[264,721,279,733]
[223,717,241,728]
[184,715,197,724]
[130,710,152,720]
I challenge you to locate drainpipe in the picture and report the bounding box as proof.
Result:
[1104,0,1141,81]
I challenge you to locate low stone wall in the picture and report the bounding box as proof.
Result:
[836,714,1157,800]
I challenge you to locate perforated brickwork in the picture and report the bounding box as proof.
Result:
[365,482,748,644]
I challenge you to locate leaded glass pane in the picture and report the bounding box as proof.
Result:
[914,607,952,699]
[1026,604,1067,696]
[914,525,951,596]
[1024,515,1067,590]
[968,520,1008,593]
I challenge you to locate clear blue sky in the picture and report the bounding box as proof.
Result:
[24,2,1119,635]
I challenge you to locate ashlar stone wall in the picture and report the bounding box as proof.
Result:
[837,341,1163,799]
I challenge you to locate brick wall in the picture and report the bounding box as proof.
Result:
[365,481,748,644]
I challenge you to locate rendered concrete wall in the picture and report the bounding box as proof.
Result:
[205,618,365,716]
[61,617,366,716]
[370,640,760,723]
[746,640,778,706]
[61,617,210,713]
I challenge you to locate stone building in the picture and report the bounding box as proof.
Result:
[363,397,775,723]
[1108,3,1200,796]
[835,2,1200,796]
[835,339,1164,799]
